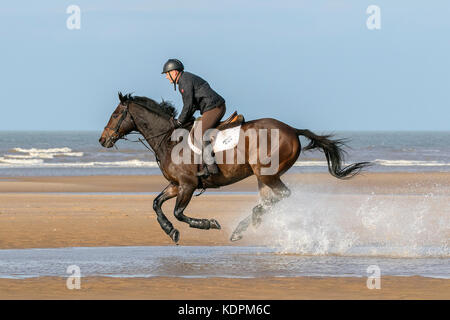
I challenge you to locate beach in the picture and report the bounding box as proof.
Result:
[2,0,450,303]
[1,276,447,300]
[0,172,449,299]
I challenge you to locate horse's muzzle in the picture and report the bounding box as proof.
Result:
[99,136,114,148]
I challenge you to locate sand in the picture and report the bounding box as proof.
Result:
[1,276,448,300]
[1,172,449,194]
[0,172,449,299]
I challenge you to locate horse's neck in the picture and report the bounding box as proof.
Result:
[133,113,173,161]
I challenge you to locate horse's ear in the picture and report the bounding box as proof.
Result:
[118,92,124,103]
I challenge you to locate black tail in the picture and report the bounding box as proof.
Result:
[296,129,372,179]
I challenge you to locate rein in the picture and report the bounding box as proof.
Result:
[105,102,175,164]
[122,128,172,164]
[127,101,176,157]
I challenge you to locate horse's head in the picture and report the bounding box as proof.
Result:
[99,92,136,148]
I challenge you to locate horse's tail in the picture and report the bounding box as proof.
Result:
[296,129,372,179]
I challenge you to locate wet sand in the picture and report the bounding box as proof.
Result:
[1,276,448,300]
[0,172,449,299]
[1,172,449,194]
[0,192,255,248]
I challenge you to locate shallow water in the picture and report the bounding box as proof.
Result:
[0,246,447,280]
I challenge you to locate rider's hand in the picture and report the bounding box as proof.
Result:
[173,119,183,128]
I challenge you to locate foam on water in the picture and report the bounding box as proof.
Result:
[13,147,73,153]
[374,159,450,167]
[294,160,450,167]
[0,157,44,165]
[0,159,159,168]
[10,147,83,158]
[0,147,84,164]
[294,161,328,166]
[5,152,84,159]
[248,184,449,258]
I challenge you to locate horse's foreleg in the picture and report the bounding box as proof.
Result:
[174,185,221,230]
[153,183,179,242]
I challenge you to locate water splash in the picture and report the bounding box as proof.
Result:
[255,184,449,258]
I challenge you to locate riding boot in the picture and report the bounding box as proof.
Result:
[196,140,219,177]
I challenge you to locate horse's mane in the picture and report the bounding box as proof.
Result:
[118,92,178,118]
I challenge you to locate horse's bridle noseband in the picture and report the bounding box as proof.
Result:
[104,104,131,141]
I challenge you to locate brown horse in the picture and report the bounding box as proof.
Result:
[99,93,371,243]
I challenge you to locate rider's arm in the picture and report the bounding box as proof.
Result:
[177,79,195,125]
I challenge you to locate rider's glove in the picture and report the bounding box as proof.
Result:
[173,119,183,128]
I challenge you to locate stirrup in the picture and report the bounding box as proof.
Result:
[196,164,211,177]
[206,163,219,175]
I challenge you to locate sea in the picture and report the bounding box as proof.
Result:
[0,131,449,177]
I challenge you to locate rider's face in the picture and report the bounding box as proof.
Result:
[165,70,179,83]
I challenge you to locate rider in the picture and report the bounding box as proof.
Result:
[162,58,226,178]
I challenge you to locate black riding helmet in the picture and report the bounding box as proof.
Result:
[162,59,184,91]
[162,59,184,74]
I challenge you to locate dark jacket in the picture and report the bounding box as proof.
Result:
[177,71,225,124]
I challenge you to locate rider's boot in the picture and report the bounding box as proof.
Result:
[196,140,219,177]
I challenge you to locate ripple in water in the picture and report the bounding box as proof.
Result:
[0,246,448,279]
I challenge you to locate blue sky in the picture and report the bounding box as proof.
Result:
[0,0,449,131]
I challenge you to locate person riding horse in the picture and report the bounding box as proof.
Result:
[100,91,372,243]
[162,58,226,178]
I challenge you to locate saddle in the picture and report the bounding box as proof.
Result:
[183,110,244,152]
[196,111,245,131]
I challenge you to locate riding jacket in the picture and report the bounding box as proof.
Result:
[176,72,225,125]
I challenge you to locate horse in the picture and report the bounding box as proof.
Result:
[99,92,371,243]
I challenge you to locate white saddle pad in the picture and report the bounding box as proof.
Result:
[188,125,241,155]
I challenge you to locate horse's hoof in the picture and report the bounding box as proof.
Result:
[169,229,180,243]
[209,219,221,230]
[230,232,243,242]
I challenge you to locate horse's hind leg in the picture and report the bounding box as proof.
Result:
[230,178,280,241]
[153,183,179,242]
[258,175,291,200]
[251,179,274,228]
[230,176,290,242]
[230,180,266,241]
[173,184,221,232]
[251,176,291,228]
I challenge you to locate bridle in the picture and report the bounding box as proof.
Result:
[103,102,175,160]
[104,104,130,142]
